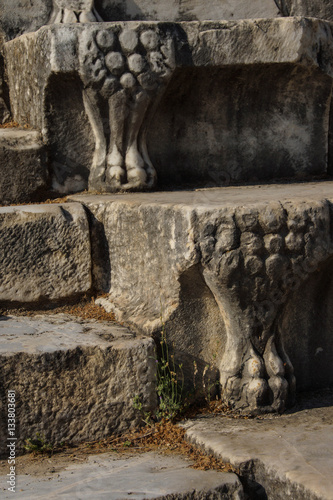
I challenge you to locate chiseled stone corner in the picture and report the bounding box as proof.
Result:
[0,202,92,303]
[0,315,157,455]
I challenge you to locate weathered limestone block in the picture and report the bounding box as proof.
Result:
[5,17,333,193]
[0,129,49,204]
[0,314,156,455]
[0,203,92,303]
[71,181,333,413]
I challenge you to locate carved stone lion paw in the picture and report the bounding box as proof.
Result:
[52,0,102,23]
[78,25,176,192]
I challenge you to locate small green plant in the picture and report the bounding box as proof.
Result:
[133,395,153,425]
[133,324,185,423]
[155,326,184,421]
[24,433,54,454]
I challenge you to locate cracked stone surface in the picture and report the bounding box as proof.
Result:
[4,17,333,193]
[0,203,91,303]
[71,181,333,413]
[0,314,156,456]
[183,401,333,500]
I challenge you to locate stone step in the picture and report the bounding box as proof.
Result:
[0,451,244,499]
[0,128,49,205]
[182,396,333,500]
[70,181,333,414]
[0,313,156,456]
[2,182,333,416]
[0,202,91,303]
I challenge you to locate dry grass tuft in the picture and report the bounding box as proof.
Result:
[0,120,31,129]
[1,295,116,322]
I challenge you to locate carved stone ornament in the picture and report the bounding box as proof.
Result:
[79,27,176,191]
[48,2,176,191]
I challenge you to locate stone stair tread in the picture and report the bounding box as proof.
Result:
[0,451,243,499]
[182,401,333,500]
[69,180,333,208]
[0,313,136,354]
[0,314,156,454]
[0,128,43,148]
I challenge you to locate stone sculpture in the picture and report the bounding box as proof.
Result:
[50,0,103,23]
[3,1,333,416]
[79,26,175,191]
[49,1,176,191]
[198,201,333,412]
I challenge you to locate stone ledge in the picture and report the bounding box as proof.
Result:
[0,314,156,456]
[0,128,49,205]
[0,451,244,499]
[0,202,92,302]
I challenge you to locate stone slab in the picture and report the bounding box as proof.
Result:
[0,314,156,456]
[0,202,91,303]
[183,402,333,500]
[0,129,49,204]
[70,182,333,413]
[5,17,333,193]
[0,451,244,499]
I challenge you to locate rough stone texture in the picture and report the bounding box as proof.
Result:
[0,0,280,40]
[0,453,244,499]
[0,129,49,204]
[71,182,333,413]
[284,0,333,21]
[5,17,333,193]
[96,0,279,24]
[0,1,52,41]
[0,314,156,456]
[0,203,91,303]
[183,402,333,500]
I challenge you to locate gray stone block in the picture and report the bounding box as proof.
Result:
[70,181,333,413]
[0,129,49,205]
[0,314,156,455]
[5,17,333,193]
[0,451,244,499]
[0,202,92,303]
